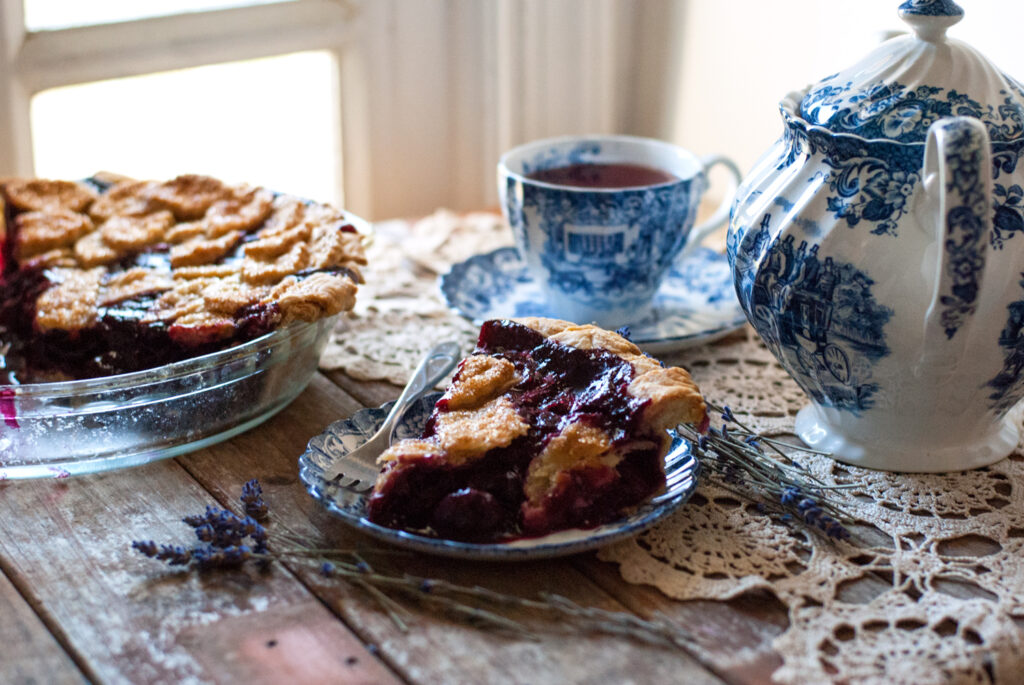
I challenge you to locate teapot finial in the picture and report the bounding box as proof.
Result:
[898,0,963,42]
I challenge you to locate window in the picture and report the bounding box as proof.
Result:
[31,52,341,205]
[1,1,355,208]
[23,0,290,31]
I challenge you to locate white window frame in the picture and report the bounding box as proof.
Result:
[0,0,677,220]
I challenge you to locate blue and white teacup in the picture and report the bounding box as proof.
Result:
[498,134,741,328]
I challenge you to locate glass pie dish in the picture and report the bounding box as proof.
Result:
[0,315,336,479]
[0,173,371,479]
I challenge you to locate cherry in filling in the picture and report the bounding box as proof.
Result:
[366,320,664,542]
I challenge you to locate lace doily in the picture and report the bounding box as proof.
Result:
[320,210,511,384]
[320,210,1024,685]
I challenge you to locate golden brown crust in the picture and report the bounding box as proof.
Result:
[100,268,173,307]
[524,422,616,504]
[2,179,97,213]
[74,229,121,267]
[99,210,175,252]
[202,186,275,237]
[3,174,365,335]
[428,396,529,465]
[379,317,705,479]
[269,271,358,323]
[629,365,706,429]
[442,355,519,411]
[376,397,529,469]
[170,230,243,268]
[13,209,94,260]
[34,268,104,331]
[87,180,158,222]
[147,174,231,220]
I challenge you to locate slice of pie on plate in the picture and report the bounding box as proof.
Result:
[367,317,706,542]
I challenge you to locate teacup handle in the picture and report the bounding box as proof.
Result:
[678,154,744,261]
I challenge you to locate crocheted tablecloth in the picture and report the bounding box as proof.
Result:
[320,210,1024,685]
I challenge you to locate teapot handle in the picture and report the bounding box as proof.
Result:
[921,117,992,350]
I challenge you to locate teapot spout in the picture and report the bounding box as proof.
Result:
[917,116,993,370]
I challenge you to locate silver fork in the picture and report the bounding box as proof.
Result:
[321,341,462,489]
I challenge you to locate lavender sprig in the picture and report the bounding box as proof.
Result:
[680,401,855,541]
[134,497,271,570]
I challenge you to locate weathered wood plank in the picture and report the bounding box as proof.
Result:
[0,565,87,685]
[580,558,788,685]
[0,443,399,684]
[322,369,402,409]
[177,373,727,685]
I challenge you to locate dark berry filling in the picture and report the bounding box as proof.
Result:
[367,319,663,542]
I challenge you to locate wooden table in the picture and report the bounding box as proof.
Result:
[0,365,791,685]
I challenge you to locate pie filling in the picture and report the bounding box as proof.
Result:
[366,318,704,542]
[0,175,365,384]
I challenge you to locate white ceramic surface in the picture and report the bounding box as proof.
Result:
[727,0,1024,472]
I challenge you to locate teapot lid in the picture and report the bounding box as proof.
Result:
[799,0,1024,143]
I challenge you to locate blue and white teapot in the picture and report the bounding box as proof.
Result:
[728,0,1024,472]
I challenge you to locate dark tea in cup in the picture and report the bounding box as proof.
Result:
[526,163,679,189]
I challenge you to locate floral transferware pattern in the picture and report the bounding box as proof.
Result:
[440,246,745,353]
[986,276,1024,414]
[800,81,1024,144]
[502,146,704,314]
[935,119,991,339]
[796,79,1024,247]
[781,109,924,237]
[898,0,963,17]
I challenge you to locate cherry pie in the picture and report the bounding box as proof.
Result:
[0,174,366,384]
[367,317,706,542]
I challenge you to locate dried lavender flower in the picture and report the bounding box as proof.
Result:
[240,479,269,520]
[680,400,855,542]
[192,544,253,569]
[131,540,193,566]
[134,482,272,570]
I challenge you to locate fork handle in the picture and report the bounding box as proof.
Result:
[382,341,462,442]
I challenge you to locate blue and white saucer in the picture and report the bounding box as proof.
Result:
[440,247,745,354]
[300,392,699,561]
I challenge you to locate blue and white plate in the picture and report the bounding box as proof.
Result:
[440,247,745,354]
[299,392,699,561]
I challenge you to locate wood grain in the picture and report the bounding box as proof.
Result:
[177,373,727,685]
[580,559,788,685]
[0,566,86,685]
[0,453,398,684]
